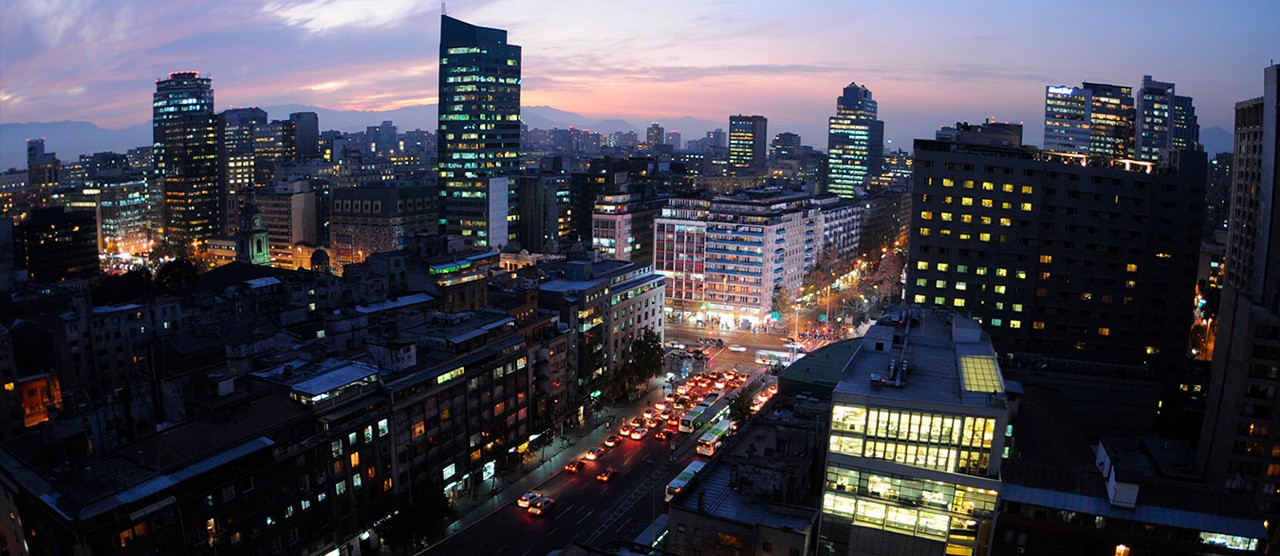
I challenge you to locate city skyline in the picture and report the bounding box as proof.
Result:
[1,0,1276,157]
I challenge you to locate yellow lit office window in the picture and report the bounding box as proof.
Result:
[959,233,972,241]
[976,267,987,276]
[943,178,954,187]
[961,214,973,223]
[1098,328,1110,336]
[979,233,991,242]
[1010,320,1021,328]
[921,211,934,220]
[915,278,928,287]
[935,280,948,288]
[914,294,926,304]
[917,261,930,270]
[919,227,931,236]
[959,356,1004,393]
[962,197,974,206]
[941,212,953,221]
[1012,303,1023,312]
[1000,217,1011,227]
[1146,346,1159,355]
[956,282,967,290]
[981,216,992,225]
[1126,263,1138,272]
[1002,183,1014,192]
[1021,186,1033,194]
[994,285,1006,294]
[982,199,994,208]
[1016,270,1027,279]
[963,180,975,189]
[996,268,1008,277]
[940,228,953,236]
[982,182,994,190]
[1021,202,1033,212]
[1033,321,1045,330]
[937,263,950,272]
[954,298,965,307]
[1039,255,1052,264]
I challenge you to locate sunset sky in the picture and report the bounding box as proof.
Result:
[2,0,1277,149]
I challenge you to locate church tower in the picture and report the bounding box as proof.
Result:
[234,193,270,265]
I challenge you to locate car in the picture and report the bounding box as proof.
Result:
[654,400,667,411]
[631,417,644,427]
[564,460,585,473]
[653,430,669,441]
[596,467,616,482]
[585,447,606,460]
[665,393,676,402]
[642,408,657,420]
[676,396,689,408]
[618,424,634,436]
[661,409,675,420]
[604,435,621,447]
[528,497,555,516]
[666,341,686,349]
[518,492,542,508]
[630,427,649,440]
[728,344,747,352]
[784,342,806,351]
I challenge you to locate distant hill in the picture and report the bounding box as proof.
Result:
[0,121,151,171]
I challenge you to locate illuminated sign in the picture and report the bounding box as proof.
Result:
[1048,86,1076,95]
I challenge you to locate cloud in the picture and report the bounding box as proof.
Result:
[260,0,435,33]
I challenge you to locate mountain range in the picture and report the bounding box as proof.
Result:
[0,105,727,170]
[0,105,1233,171]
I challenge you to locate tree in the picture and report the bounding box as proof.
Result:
[728,380,763,424]
[92,268,154,305]
[377,487,456,551]
[770,285,792,318]
[155,258,199,294]
[621,327,663,396]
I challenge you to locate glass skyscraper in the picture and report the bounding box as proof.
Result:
[437,15,521,249]
[826,82,884,199]
[1041,82,1134,159]
[154,71,218,254]
[728,115,767,176]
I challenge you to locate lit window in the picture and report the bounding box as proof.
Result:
[917,261,930,270]
[916,278,928,287]
[982,182,994,190]
[953,298,965,307]
[1021,186,1034,194]
[1039,255,1053,264]
[956,282,967,290]
[1126,263,1138,272]
[1012,304,1023,312]
[940,212,953,222]
[913,294,926,304]
[943,179,955,188]
[921,211,934,220]
[957,265,968,273]
[937,263,950,272]
[1009,320,1022,329]
[935,280,948,288]
[1002,184,1014,192]
[994,285,1007,294]
[1021,203,1033,212]
[990,319,1002,327]
[919,227,931,236]
[996,268,1008,277]
[976,267,988,276]
[961,197,974,206]
[933,296,945,305]
[1098,328,1110,336]
[1033,321,1045,330]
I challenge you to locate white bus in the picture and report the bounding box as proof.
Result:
[679,403,709,433]
[695,419,735,456]
[665,461,707,502]
[756,349,805,366]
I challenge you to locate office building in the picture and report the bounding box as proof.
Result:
[26,139,60,193]
[654,189,820,328]
[1199,64,1280,548]
[665,130,682,151]
[437,15,521,248]
[729,115,768,176]
[771,131,802,160]
[1042,82,1135,159]
[218,107,267,235]
[827,83,885,198]
[1135,75,1201,161]
[329,185,436,273]
[647,122,665,146]
[154,71,218,254]
[81,177,153,258]
[591,184,666,267]
[516,173,571,253]
[289,111,320,161]
[15,207,99,282]
[257,180,320,268]
[822,308,1009,556]
[907,123,1205,366]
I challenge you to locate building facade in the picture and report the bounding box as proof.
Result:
[1135,75,1201,161]
[729,115,768,177]
[1042,82,1136,159]
[437,15,521,248]
[154,71,219,254]
[823,308,1010,556]
[218,107,267,236]
[906,127,1205,366]
[329,186,436,273]
[828,82,885,198]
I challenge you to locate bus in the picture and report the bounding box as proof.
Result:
[665,461,707,502]
[696,419,735,456]
[679,404,708,433]
[756,349,806,366]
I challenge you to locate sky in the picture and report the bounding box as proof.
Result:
[2,0,1278,151]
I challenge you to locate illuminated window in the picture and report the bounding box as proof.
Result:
[943,179,955,188]
[957,265,968,273]
[917,261,930,270]
[961,197,974,206]
[1020,202,1033,212]
[976,267,988,276]
[961,214,973,223]
[1098,328,1110,336]
[982,182,994,190]
[990,318,1002,327]
[1039,255,1052,264]
[963,180,975,189]
[1002,202,1012,209]
[919,227,931,236]
[959,233,972,241]
[913,294,926,304]
[1145,346,1160,355]
[955,282,967,290]
[1081,292,1093,301]
[994,285,1007,294]
[350,452,360,467]
[940,212,953,222]
[1033,321,1045,330]
[921,211,934,220]
[937,263,950,272]
[953,298,965,307]
[959,356,1004,393]
[915,278,928,287]
[1126,263,1138,272]
[935,280,948,288]
[996,268,1008,277]
[1012,304,1023,312]
[1016,270,1027,279]
[999,217,1011,227]
[1002,184,1014,192]
[981,199,994,208]
[1021,185,1033,194]
[934,297,945,305]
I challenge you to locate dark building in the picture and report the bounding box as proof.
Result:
[770,132,802,160]
[289,111,321,161]
[15,207,98,282]
[906,123,1206,367]
[25,139,59,194]
[729,115,768,176]
[1198,63,1280,550]
[154,71,218,254]
[516,173,571,252]
[1136,75,1201,161]
[437,15,521,248]
[329,185,436,273]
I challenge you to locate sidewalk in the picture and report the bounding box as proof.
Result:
[428,376,670,545]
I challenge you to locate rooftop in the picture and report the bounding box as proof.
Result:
[671,461,814,532]
[833,306,1006,409]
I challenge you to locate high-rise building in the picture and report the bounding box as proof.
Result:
[154,71,218,254]
[253,119,297,187]
[646,122,665,146]
[664,131,682,151]
[289,111,320,161]
[15,207,99,282]
[827,82,885,198]
[1135,75,1201,161]
[822,307,1010,556]
[25,139,59,194]
[728,115,767,176]
[437,15,521,249]
[591,186,666,267]
[907,122,1206,366]
[1042,82,1135,159]
[1198,64,1280,546]
[770,132,802,160]
[367,120,397,154]
[218,107,267,235]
